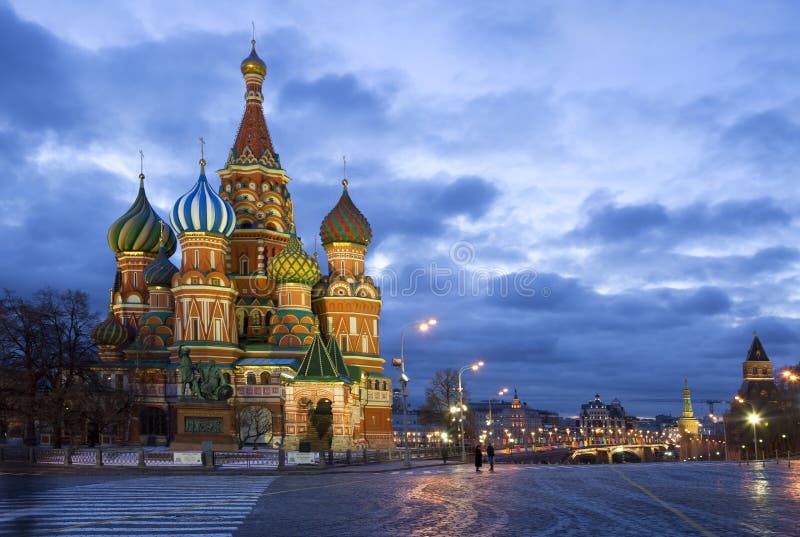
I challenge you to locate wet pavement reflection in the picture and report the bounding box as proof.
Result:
[246,462,800,536]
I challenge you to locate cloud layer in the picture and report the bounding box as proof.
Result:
[3,1,800,416]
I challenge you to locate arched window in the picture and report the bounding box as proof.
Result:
[260,372,270,384]
[247,373,256,385]
[240,256,249,274]
[252,311,262,326]
[140,407,167,436]
[752,366,757,375]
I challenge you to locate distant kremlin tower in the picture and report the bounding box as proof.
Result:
[91,41,391,450]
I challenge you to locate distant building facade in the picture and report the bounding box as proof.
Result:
[578,394,629,443]
[470,390,553,447]
[723,334,797,460]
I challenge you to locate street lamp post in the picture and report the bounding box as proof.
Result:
[735,396,760,462]
[457,361,484,461]
[487,388,508,447]
[394,318,437,468]
[747,413,761,462]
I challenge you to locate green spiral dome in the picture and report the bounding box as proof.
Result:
[107,176,177,255]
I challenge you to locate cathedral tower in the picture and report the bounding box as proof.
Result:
[265,232,320,347]
[170,159,239,362]
[218,40,294,342]
[106,172,177,333]
[314,179,383,373]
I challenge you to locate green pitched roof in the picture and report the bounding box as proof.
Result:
[295,332,340,380]
[326,335,350,380]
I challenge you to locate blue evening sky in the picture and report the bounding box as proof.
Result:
[2,1,800,417]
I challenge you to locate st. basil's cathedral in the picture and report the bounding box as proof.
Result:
[90,41,392,450]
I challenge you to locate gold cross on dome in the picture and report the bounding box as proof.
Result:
[199,137,206,160]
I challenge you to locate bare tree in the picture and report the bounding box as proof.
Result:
[418,368,470,431]
[235,405,273,449]
[0,289,99,446]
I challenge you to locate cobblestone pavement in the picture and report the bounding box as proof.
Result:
[241,462,800,537]
[2,462,799,536]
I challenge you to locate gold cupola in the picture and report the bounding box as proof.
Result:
[240,40,267,77]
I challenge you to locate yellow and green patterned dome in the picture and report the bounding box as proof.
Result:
[108,175,177,255]
[266,233,321,286]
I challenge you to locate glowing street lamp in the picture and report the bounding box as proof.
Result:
[486,387,508,443]
[747,413,761,461]
[457,360,484,461]
[394,318,438,467]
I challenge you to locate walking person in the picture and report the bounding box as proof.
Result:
[441,444,448,465]
[486,443,495,472]
[475,443,483,472]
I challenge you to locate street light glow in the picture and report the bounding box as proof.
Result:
[747,413,760,425]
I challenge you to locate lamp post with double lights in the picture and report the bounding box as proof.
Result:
[392,318,437,468]
[457,361,484,461]
[486,387,509,446]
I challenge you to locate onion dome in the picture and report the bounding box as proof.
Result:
[171,160,236,238]
[107,174,177,255]
[267,233,322,286]
[320,180,372,246]
[241,40,267,77]
[92,293,129,348]
[143,245,178,287]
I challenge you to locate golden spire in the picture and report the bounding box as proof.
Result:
[199,136,206,173]
[138,149,145,182]
[342,155,348,188]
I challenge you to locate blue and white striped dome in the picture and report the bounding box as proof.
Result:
[170,160,236,238]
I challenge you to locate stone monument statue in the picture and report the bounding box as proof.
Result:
[178,346,233,401]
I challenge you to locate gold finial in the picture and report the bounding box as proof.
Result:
[342,155,348,188]
[108,288,114,312]
[251,21,256,46]
[753,329,757,337]
[138,149,145,181]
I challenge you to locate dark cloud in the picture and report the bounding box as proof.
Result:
[0,4,85,129]
[723,109,800,166]
[569,196,791,246]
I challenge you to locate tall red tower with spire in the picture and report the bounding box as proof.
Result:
[218,39,297,344]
